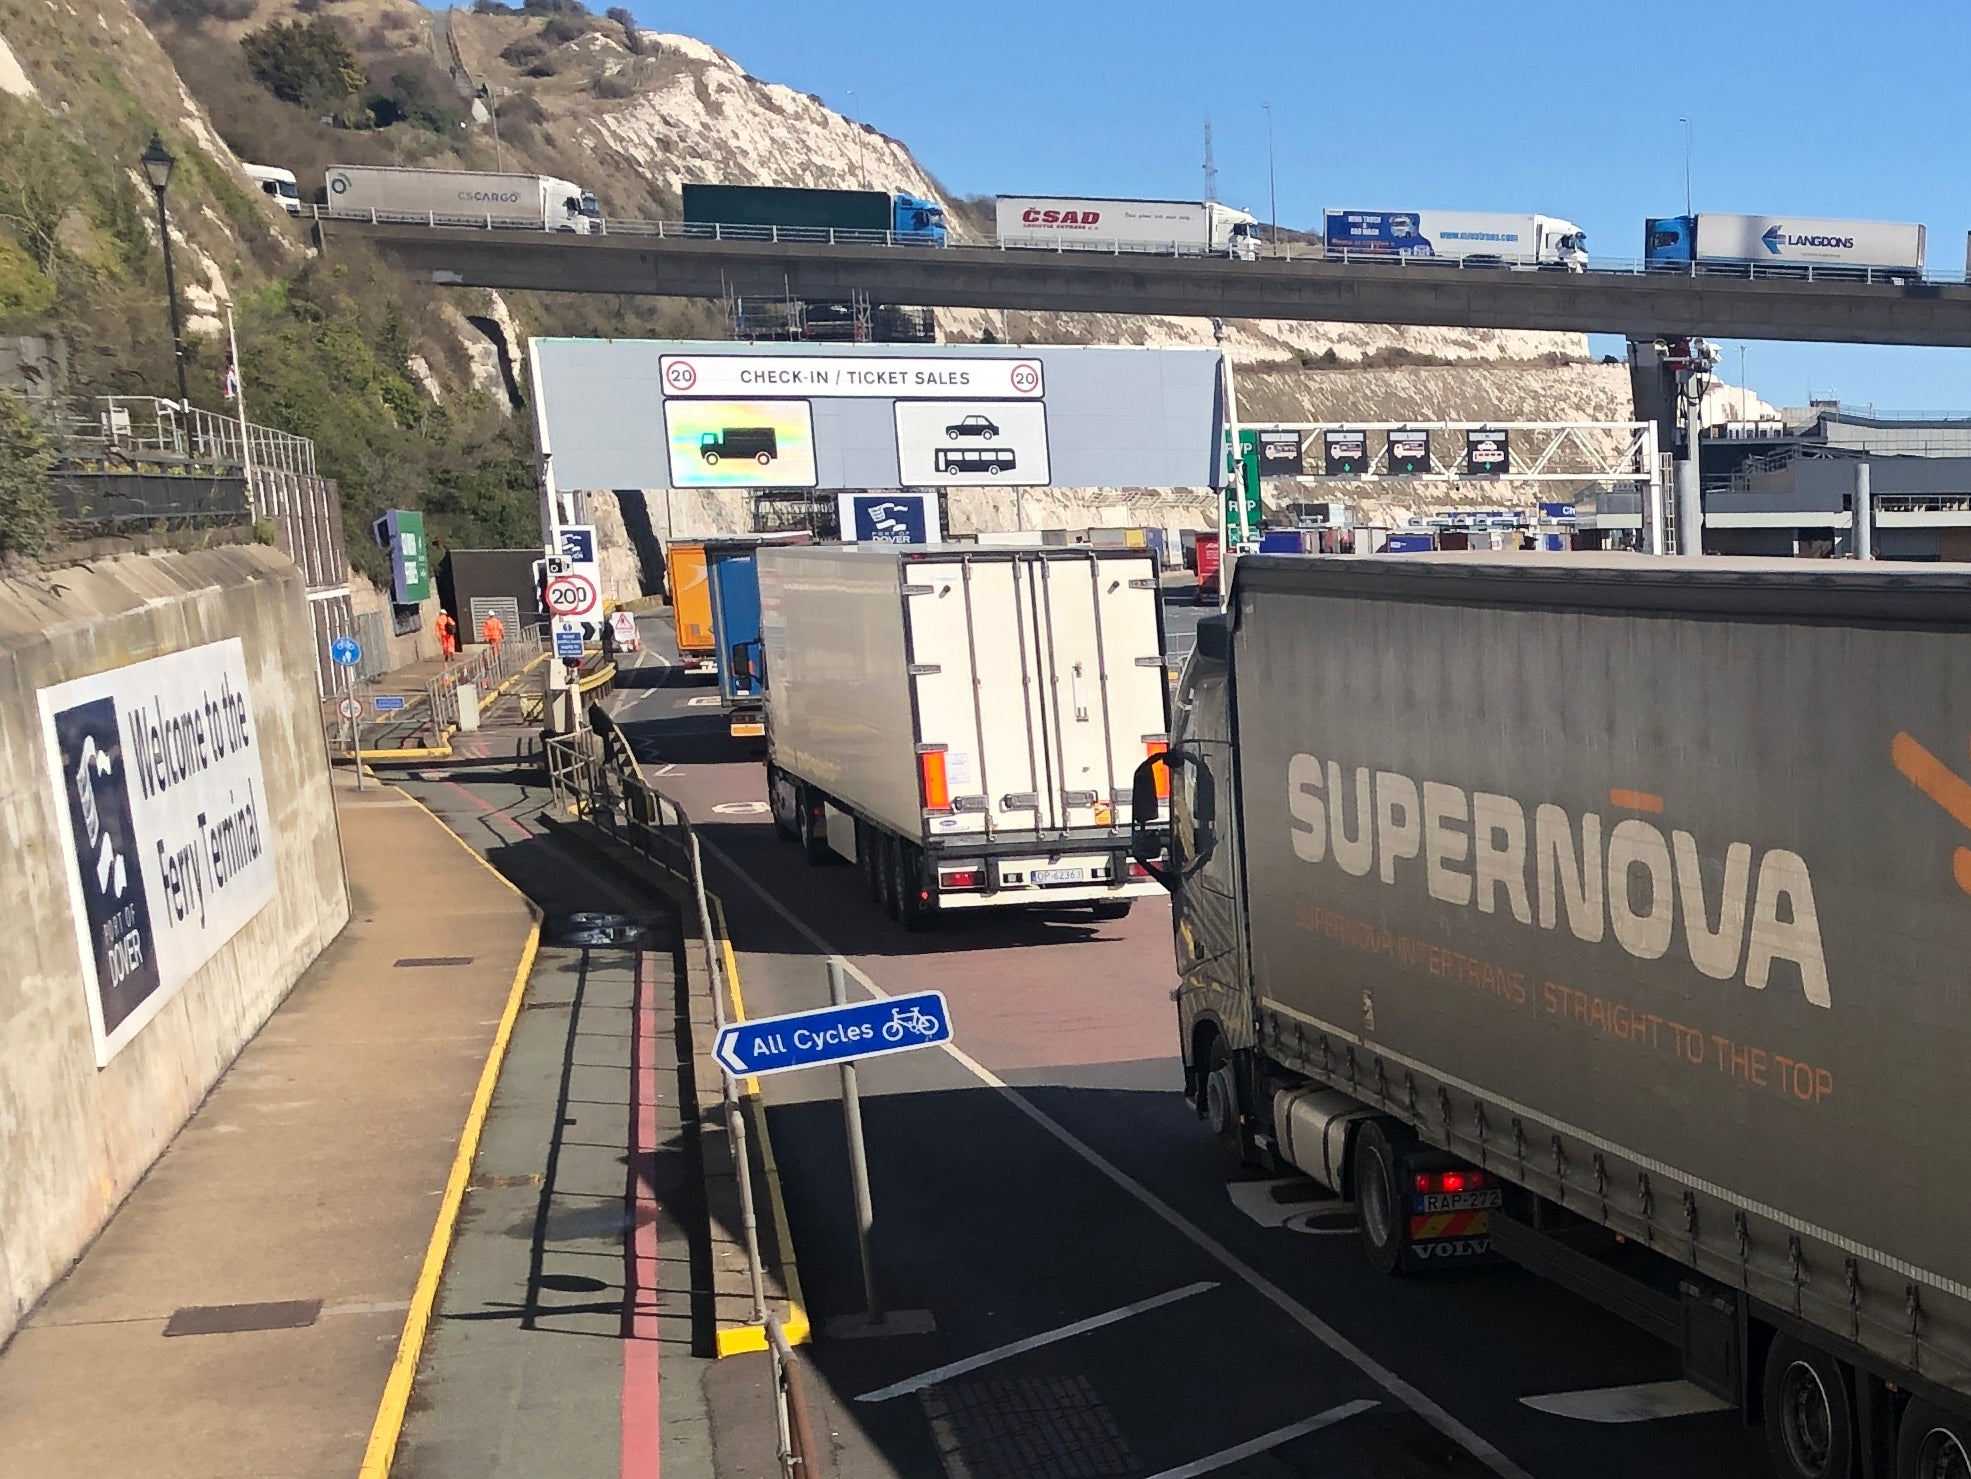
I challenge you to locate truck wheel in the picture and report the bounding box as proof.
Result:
[1897,1398,1971,1479]
[755,451,772,466]
[1203,1036,1255,1171]
[703,451,720,466]
[896,843,932,932]
[797,789,831,865]
[1763,1336,1856,1479]
[1089,900,1133,922]
[768,767,797,842]
[1353,1120,1411,1277]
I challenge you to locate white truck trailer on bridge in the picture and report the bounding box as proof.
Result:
[761,545,1170,928]
[324,165,600,232]
[996,196,1260,260]
[1323,209,1588,270]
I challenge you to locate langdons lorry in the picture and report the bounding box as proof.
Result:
[1131,552,1971,1479]
[996,197,1260,260]
[762,545,1170,928]
[681,184,947,246]
[324,165,600,232]
[1323,209,1588,270]
[1644,213,1926,279]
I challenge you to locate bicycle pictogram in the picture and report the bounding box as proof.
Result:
[882,1004,942,1042]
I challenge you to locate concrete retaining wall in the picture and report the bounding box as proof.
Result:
[0,547,350,1345]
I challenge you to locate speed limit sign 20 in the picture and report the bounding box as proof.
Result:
[544,570,599,617]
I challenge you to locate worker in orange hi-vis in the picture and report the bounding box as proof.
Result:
[435,609,458,664]
[481,611,506,655]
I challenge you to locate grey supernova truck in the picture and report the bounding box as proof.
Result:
[1132,553,1971,1479]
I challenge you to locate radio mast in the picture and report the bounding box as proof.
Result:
[1202,117,1218,202]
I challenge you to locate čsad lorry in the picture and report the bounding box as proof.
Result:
[1131,552,1971,1479]
[1645,213,1926,280]
[995,197,1260,260]
[681,184,946,246]
[324,165,600,232]
[762,545,1170,928]
[1323,209,1588,270]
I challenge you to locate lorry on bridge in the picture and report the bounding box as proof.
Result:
[762,545,1170,928]
[680,183,947,247]
[324,165,601,232]
[996,196,1261,260]
[1322,210,1588,270]
[1645,213,1926,279]
[1131,551,1971,1479]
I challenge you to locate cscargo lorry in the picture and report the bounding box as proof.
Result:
[1131,551,1971,1479]
[324,165,600,231]
[1323,209,1587,270]
[664,541,717,675]
[1645,213,1925,280]
[996,196,1260,260]
[681,183,946,246]
[762,545,1170,928]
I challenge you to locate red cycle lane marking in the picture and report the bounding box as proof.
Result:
[622,949,662,1476]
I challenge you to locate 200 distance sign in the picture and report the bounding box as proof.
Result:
[544,570,599,618]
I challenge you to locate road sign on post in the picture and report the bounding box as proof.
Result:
[714,990,951,1078]
[1227,432,1261,545]
[330,635,362,667]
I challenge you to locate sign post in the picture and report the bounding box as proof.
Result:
[330,636,364,792]
[711,968,947,1339]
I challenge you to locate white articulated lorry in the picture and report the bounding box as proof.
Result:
[761,545,1171,928]
[1323,208,1588,270]
[324,165,600,232]
[996,196,1260,259]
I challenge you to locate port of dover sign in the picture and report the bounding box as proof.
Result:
[38,638,276,1065]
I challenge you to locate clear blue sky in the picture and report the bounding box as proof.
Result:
[634,0,1971,413]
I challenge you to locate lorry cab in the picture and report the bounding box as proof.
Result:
[242,163,301,216]
[700,427,778,465]
[891,193,948,247]
[1542,219,1588,271]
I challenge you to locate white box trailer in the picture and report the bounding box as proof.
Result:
[760,545,1171,927]
[996,196,1259,259]
[1323,209,1588,270]
[1691,212,1924,274]
[324,165,600,232]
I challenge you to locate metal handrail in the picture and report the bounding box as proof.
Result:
[308,205,1969,284]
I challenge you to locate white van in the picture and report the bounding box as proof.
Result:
[243,163,301,216]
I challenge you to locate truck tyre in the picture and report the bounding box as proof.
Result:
[879,835,902,921]
[797,788,830,865]
[1353,1120,1411,1277]
[1203,1036,1256,1171]
[703,451,720,466]
[1896,1398,1971,1479]
[1089,900,1133,922]
[895,843,932,932]
[1762,1336,1856,1479]
[768,767,797,842]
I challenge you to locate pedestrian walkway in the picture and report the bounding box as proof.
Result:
[0,771,537,1479]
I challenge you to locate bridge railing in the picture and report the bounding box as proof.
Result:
[310,206,1965,285]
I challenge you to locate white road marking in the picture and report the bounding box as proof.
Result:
[711,800,769,815]
[698,836,1537,1479]
[854,1280,1219,1403]
[1225,1179,1355,1236]
[1142,1399,1379,1479]
[686,695,721,707]
[1519,1379,1733,1424]
[649,763,681,777]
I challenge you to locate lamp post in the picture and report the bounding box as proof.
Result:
[1679,116,1693,216]
[140,132,190,411]
[1262,101,1277,251]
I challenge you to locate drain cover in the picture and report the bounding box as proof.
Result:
[921,1375,1138,1479]
[164,1299,322,1337]
[395,956,474,968]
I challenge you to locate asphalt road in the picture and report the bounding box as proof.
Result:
[606,601,1771,1479]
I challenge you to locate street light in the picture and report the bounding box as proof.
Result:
[1262,101,1277,251]
[140,132,190,411]
[1679,116,1693,217]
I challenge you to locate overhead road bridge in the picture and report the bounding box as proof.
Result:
[315,212,1971,348]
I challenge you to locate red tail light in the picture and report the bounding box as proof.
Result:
[1414,1169,1489,1195]
[1127,860,1149,879]
[940,869,980,890]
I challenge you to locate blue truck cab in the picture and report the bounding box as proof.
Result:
[1644,215,1696,269]
[893,193,947,247]
[705,542,768,739]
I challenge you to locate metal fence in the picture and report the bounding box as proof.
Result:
[543,726,818,1478]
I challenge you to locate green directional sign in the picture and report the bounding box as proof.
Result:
[1227,431,1262,541]
[385,509,431,606]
